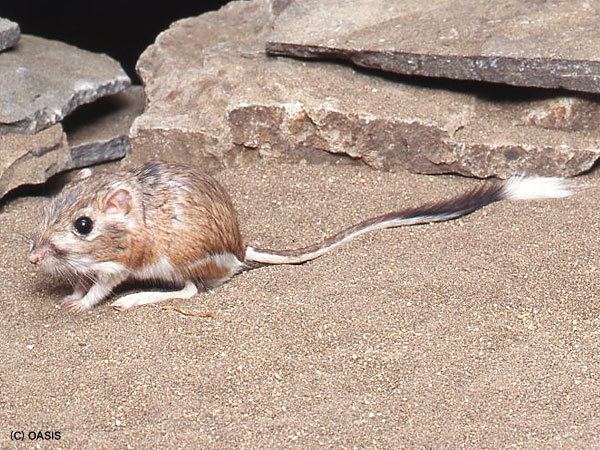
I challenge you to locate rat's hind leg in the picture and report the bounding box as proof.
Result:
[111,280,198,311]
[186,252,244,290]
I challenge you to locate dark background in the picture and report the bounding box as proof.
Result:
[0,1,232,83]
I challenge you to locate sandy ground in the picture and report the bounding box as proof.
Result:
[0,160,598,449]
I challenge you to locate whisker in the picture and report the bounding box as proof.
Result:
[14,231,32,245]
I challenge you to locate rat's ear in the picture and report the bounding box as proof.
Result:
[75,168,92,180]
[103,189,132,215]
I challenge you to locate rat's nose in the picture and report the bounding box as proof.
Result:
[29,245,50,264]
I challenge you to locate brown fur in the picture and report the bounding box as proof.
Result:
[187,259,234,289]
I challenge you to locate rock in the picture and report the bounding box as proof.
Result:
[0,34,130,135]
[0,86,143,199]
[0,17,20,52]
[63,86,145,169]
[132,0,600,178]
[0,125,70,198]
[267,0,600,94]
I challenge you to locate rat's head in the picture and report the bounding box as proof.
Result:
[29,169,141,278]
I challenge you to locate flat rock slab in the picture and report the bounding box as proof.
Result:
[132,0,600,178]
[0,34,130,135]
[63,86,145,169]
[267,0,600,93]
[0,17,20,52]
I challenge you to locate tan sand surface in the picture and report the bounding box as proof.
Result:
[0,160,598,448]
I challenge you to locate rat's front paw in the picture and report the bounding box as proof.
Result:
[62,292,84,303]
[61,297,91,313]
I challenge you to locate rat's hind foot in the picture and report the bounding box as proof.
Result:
[111,281,198,311]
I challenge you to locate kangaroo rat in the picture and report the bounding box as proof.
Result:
[28,161,577,311]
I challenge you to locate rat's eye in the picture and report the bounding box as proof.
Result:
[73,216,93,235]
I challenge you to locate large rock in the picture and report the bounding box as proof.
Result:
[0,17,19,52]
[132,0,600,178]
[63,86,145,168]
[0,125,70,198]
[0,35,130,135]
[0,87,142,200]
[267,0,600,94]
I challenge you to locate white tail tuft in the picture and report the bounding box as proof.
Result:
[502,175,576,201]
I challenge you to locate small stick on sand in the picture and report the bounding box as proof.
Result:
[161,305,216,318]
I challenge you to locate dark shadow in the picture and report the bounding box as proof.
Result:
[0,1,233,82]
[61,90,141,135]
[267,52,600,104]
[0,171,71,210]
[581,157,600,176]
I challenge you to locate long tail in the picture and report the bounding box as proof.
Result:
[243,176,578,267]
